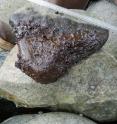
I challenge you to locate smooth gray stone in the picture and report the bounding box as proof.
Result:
[0,0,117,123]
[2,112,97,124]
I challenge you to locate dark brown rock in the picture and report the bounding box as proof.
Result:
[9,8,109,84]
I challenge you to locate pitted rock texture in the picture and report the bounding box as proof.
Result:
[9,8,109,83]
[0,1,117,122]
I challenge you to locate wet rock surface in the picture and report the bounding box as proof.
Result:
[9,8,108,83]
[1,112,97,124]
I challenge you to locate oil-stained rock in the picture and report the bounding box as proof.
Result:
[9,8,109,83]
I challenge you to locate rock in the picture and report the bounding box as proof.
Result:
[0,50,8,67]
[0,44,117,122]
[0,0,31,24]
[1,112,97,124]
[9,8,108,83]
[114,0,117,5]
[0,0,117,123]
[73,0,117,60]
[45,0,89,9]
[0,46,11,123]
[0,49,14,121]
[0,98,17,123]
[87,0,117,27]
[104,31,117,60]
[0,20,16,44]
[106,0,117,5]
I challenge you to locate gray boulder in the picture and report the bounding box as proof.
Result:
[73,0,117,59]
[0,45,117,122]
[1,112,96,124]
[87,0,117,59]
[0,0,31,24]
[0,98,17,123]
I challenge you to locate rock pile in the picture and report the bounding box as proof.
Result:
[0,0,117,123]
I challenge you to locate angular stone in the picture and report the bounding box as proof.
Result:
[0,45,117,122]
[1,112,96,124]
[9,8,108,83]
[0,51,8,67]
[0,0,117,122]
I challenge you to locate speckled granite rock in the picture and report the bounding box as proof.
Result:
[1,112,97,124]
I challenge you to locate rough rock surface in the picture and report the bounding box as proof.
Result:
[0,0,117,123]
[9,8,108,83]
[0,44,117,122]
[1,112,96,124]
